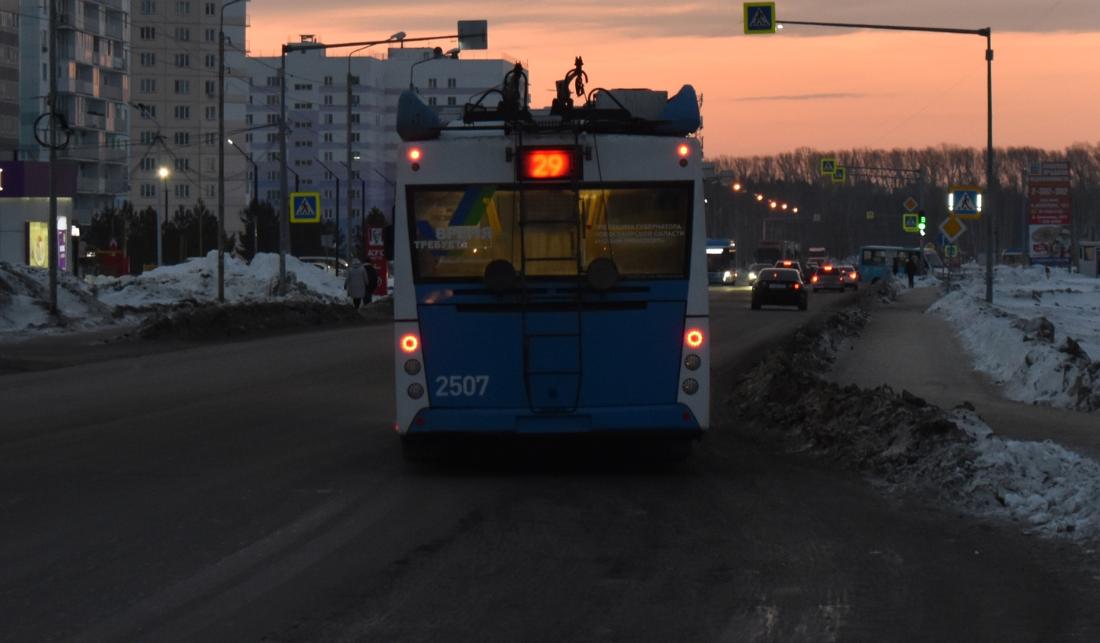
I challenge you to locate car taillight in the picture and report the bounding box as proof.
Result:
[792,283,801,290]
[811,275,818,283]
[850,272,858,279]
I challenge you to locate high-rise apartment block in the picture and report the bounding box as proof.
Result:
[246,44,512,237]
[0,0,18,157]
[17,0,130,221]
[128,0,247,230]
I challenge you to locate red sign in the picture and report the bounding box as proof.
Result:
[365,226,388,296]
[1028,179,1071,225]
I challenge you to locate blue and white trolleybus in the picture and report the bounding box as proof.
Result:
[391,61,709,454]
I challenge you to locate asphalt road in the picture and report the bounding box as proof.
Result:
[2,287,1098,642]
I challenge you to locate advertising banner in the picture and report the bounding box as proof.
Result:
[1027,162,1072,266]
[365,226,388,296]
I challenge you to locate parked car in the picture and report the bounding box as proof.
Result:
[752,268,808,311]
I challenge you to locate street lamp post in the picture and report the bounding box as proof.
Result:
[228,138,258,255]
[316,157,341,272]
[217,0,244,302]
[157,166,170,265]
[278,25,486,294]
[347,33,404,274]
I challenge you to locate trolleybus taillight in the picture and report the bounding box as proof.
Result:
[685,328,704,349]
[400,333,419,353]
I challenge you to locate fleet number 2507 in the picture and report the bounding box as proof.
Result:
[434,375,490,397]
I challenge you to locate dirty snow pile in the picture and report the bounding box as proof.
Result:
[0,261,115,335]
[928,265,1100,412]
[93,251,346,309]
[733,293,1100,541]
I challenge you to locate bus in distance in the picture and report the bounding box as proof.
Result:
[391,60,709,456]
[706,238,737,284]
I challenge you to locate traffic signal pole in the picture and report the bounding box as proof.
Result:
[777,19,995,302]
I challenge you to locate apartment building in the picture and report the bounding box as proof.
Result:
[128,0,247,231]
[0,0,17,157]
[246,44,512,242]
[17,0,129,221]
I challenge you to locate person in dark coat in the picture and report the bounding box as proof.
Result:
[905,255,917,288]
[345,259,368,308]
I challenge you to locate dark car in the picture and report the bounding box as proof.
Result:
[774,259,804,280]
[810,263,845,291]
[836,264,860,290]
[752,268,808,311]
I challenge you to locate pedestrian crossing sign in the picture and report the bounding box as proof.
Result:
[290,192,321,223]
[744,2,777,34]
[948,184,982,220]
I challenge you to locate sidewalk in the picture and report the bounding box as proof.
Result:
[831,286,1100,462]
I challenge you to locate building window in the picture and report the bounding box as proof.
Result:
[139,27,155,40]
[427,78,437,89]
[350,113,360,124]
[140,157,156,170]
[176,1,191,15]
[205,80,216,96]
[205,106,216,120]
[447,96,457,106]
[139,78,156,93]
[205,54,216,69]
[140,0,156,15]
[294,83,312,91]
[205,133,216,145]
[139,52,156,67]
[266,76,279,87]
[266,114,278,124]
[141,183,156,197]
[173,105,190,120]
[322,132,333,143]
[204,28,216,42]
[293,102,313,109]
[323,76,333,86]
[427,97,437,106]
[324,114,334,124]
[447,78,456,88]
[323,95,333,106]
[266,133,277,143]
[175,158,190,171]
[350,133,360,142]
[174,132,191,145]
[174,53,190,68]
[174,79,190,94]
[175,184,190,198]
[323,152,332,161]
[204,2,215,15]
[266,95,278,105]
[175,27,190,41]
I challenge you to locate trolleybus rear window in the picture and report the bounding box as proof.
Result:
[408,184,692,280]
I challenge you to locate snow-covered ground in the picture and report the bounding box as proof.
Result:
[928,266,1100,412]
[1,252,350,339]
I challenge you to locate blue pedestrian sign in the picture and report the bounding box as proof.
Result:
[948,185,982,220]
[290,191,321,223]
[744,2,777,35]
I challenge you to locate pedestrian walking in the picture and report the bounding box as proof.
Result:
[905,255,917,288]
[364,261,379,305]
[345,259,369,308]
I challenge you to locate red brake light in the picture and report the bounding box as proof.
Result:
[400,333,419,353]
[685,328,704,349]
[823,265,833,272]
[850,272,858,279]
[811,275,818,283]
[677,143,690,157]
[407,148,422,162]
[782,260,792,266]
[793,283,801,290]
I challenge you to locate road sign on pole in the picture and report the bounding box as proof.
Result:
[903,196,918,212]
[948,184,982,220]
[902,213,919,232]
[290,192,321,223]
[939,215,966,241]
[743,2,777,34]
[820,157,836,176]
[832,166,846,183]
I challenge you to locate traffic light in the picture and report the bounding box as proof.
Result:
[917,210,927,236]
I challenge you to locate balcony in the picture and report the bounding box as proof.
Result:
[77,176,104,194]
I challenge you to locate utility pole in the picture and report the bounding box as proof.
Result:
[47,0,58,313]
[217,0,244,302]
[278,45,290,294]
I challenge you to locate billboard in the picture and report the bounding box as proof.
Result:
[1027,162,1071,266]
[27,221,49,267]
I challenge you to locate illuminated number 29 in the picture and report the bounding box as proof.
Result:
[527,151,569,179]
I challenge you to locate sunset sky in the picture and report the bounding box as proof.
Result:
[248,1,1100,157]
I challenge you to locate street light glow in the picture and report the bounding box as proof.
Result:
[732,182,742,192]
[158,167,169,179]
[781,203,788,210]
[793,207,799,214]
[755,194,764,202]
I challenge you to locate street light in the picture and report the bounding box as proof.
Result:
[732,182,742,192]
[347,32,404,274]
[157,166,169,265]
[409,47,445,90]
[228,138,259,256]
[217,0,245,302]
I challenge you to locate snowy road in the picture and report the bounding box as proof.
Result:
[1,287,1098,642]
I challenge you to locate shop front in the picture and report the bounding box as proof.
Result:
[0,161,77,267]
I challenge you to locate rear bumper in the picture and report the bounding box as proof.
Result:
[404,404,704,436]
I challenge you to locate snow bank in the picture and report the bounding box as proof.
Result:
[928,266,1100,412]
[94,251,346,308]
[0,261,115,336]
[952,409,1100,538]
